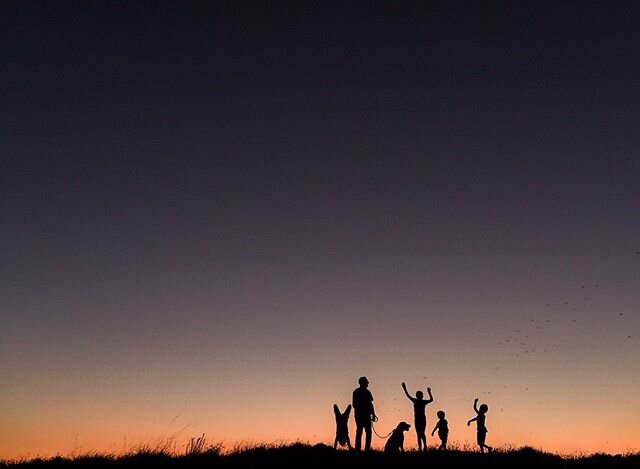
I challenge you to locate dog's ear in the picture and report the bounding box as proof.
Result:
[333,404,340,416]
[343,404,352,417]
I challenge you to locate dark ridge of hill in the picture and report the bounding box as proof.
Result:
[3,443,639,468]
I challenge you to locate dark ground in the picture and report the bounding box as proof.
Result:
[3,444,639,469]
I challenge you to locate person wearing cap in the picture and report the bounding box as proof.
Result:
[352,376,378,451]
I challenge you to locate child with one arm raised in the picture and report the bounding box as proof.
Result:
[467,398,493,453]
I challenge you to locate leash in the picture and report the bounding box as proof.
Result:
[371,420,393,439]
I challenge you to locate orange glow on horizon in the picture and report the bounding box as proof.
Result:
[3,403,639,460]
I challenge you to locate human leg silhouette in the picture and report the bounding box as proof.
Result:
[478,430,492,453]
[364,420,372,451]
[418,431,426,451]
[439,432,447,450]
[415,417,426,451]
[355,416,372,451]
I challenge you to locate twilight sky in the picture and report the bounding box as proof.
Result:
[1,0,639,459]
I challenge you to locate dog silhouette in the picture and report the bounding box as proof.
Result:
[384,421,411,454]
[333,404,352,449]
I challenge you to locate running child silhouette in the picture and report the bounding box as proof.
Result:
[431,410,449,450]
[467,398,493,453]
[401,382,433,452]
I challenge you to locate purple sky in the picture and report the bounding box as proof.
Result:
[2,1,639,458]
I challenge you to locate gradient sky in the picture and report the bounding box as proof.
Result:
[2,0,640,459]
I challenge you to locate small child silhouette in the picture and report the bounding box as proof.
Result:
[333,404,352,450]
[401,382,433,452]
[431,410,449,450]
[467,398,493,453]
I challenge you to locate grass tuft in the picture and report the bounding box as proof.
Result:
[3,441,640,468]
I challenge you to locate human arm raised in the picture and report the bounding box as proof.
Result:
[425,386,434,404]
[401,382,416,402]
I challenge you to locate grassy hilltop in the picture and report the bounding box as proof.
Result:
[3,443,640,469]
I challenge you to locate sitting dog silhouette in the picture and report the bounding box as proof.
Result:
[333,404,352,449]
[384,421,411,454]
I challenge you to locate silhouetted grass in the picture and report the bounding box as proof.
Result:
[2,442,639,468]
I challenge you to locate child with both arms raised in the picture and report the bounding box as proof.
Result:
[401,382,433,452]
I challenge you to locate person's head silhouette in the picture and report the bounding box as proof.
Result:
[437,410,445,419]
[358,376,369,388]
[416,390,424,399]
[479,404,488,414]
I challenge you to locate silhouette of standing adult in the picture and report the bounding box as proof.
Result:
[352,376,377,451]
